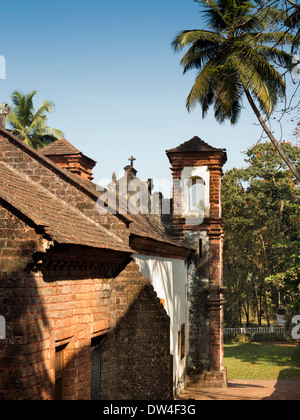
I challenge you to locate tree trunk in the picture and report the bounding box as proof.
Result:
[242,301,250,326]
[264,288,270,327]
[254,287,261,326]
[244,88,300,183]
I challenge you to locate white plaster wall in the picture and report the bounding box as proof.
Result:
[181,166,210,220]
[134,255,187,393]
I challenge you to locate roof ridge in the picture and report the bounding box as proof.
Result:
[166,136,226,154]
[0,160,131,250]
[0,129,195,252]
[0,129,130,223]
[39,137,82,155]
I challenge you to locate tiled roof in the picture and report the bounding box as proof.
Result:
[33,156,192,251]
[80,179,193,251]
[40,138,97,165]
[0,129,194,255]
[166,136,226,154]
[0,161,132,253]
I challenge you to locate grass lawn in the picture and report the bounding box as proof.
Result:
[224,342,300,380]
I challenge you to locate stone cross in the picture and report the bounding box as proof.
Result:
[128,156,136,167]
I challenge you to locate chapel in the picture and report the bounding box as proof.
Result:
[0,119,227,399]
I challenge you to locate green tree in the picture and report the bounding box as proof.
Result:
[7,90,64,150]
[172,0,300,182]
[222,141,300,326]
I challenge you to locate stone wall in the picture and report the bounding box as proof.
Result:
[107,261,173,400]
[0,132,129,242]
[184,231,210,377]
[0,204,173,400]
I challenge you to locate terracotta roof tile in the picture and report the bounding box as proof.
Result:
[48,168,194,252]
[0,161,132,253]
[0,129,194,254]
[40,138,82,156]
[166,136,226,154]
[80,179,193,251]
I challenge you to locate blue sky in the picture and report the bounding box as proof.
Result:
[0,0,298,191]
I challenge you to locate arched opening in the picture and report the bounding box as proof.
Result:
[187,176,205,213]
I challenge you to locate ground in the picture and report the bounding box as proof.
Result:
[177,379,300,400]
[177,341,300,400]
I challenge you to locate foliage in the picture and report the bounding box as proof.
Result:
[251,332,287,342]
[173,0,300,181]
[222,140,300,327]
[233,333,251,343]
[7,90,64,150]
[172,0,293,123]
[224,332,286,343]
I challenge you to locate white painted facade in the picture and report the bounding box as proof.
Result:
[134,255,188,393]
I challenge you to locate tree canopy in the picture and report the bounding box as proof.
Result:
[222,139,300,326]
[7,90,64,150]
[173,0,300,181]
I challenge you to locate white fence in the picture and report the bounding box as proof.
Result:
[224,327,286,337]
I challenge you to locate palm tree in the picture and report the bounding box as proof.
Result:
[172,0,300,182]
[7,90,64,150]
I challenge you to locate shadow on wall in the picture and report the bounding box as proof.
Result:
[0,259,173,400]
[105,277,173,400]
[0,271,51,400]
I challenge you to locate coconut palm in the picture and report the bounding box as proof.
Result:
[172,0,300,182]
[7,90,64,150]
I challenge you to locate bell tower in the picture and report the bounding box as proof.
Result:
[166,136,227,388]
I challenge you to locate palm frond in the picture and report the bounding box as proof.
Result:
[27,115,47,134]
[172,29,222,51]
[255,31,294,45]
[254,44,293,68]
[291,27,300,53]
[6,109,25,133]
[200,0,230,30]
[33,100,55,120]
[175,0,295,126]
[213,66,243,124]
[180,42,221,73]
[235,51,286,116]
[42,126,64,139]
[8,90,63,150]
[185,60,218,113]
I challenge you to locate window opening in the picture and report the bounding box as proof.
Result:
[181,324,186,359]
[55,344,67,400]
[187,177,205,212]
[90,334,107,400]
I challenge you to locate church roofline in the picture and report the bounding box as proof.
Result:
[166,136,227,155]
[0,128,195,257]
[0,128,129,220]
[40,137,97,164]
